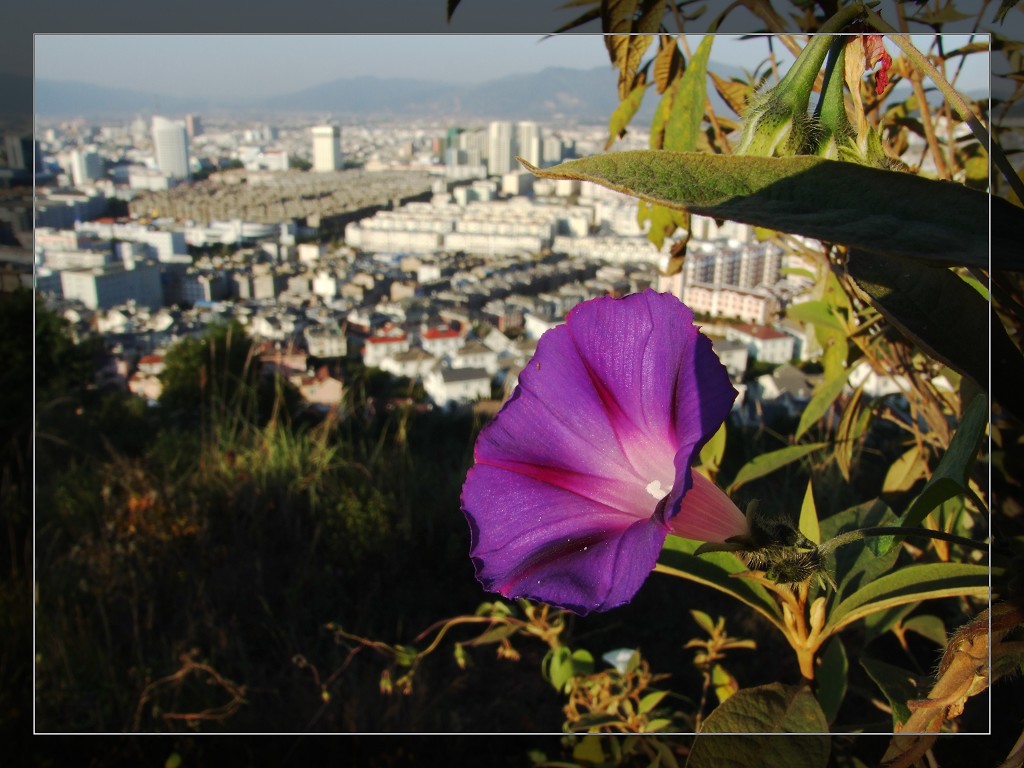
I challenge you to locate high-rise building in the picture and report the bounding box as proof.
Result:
[151,116,190,179]
[185,113,203,139]
[516,122,543,167]
[69,148,104,187]
[311,125,342,172]
[487,121,515,177]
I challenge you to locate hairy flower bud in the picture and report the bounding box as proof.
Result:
[736,34,836,158]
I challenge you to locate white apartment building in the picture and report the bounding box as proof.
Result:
[683,284,778,325]
[60,262,163,311]
[424,366,491,408]
[379,348,437,380]
[451,341,499,376]
[726,323,795,364]
[151,116,190,179]
[311,125,341,172]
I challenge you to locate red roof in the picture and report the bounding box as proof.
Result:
[734,323,787,340]
[423,327,460,340]
[139,354,164,365]
[366,334,408,345]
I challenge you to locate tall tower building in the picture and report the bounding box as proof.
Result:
[69,148,104,187]
[516,121,543,167]
[185,113,203,139]
[151,116,190,179]
[487,121,515,177]
[311,125,342,172]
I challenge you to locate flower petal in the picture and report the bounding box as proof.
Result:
[462,290,741,614]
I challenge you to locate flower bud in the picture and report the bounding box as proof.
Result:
[736,34,836,158]
[809,596,828,635]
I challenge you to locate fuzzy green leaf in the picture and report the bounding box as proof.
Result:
[663,36,712,153]
[687,685,830,765]
[519,152,1005,269]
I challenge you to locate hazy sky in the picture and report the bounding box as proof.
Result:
[34,34,989,101]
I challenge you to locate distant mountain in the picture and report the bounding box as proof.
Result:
[34,79,223,118]
[35,63,751,123]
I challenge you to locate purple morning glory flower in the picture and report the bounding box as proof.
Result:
[461,289,749,615]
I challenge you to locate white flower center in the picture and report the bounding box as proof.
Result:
[645,479,670,501]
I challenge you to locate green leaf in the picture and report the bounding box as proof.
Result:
[606,80,650,150]
[847,250,1023,418]
[861,603,916,645]
[819,501,902,599]
[883,445,929,494]
[637,201,686,249]
[910,5,974,24]
[904,614,948,646]
[795,364,851,440]
[572,735,607,764]
[664,36,712,153]
[688,685,830,766]
[815,636,848,725]
[902,393,988,528]
[825,562,990,634]
[798,479,820,545]
[727,442,827,493]
[859,657,926,729]
[786,301,844,334]
[690,609,717,636]
[519,152,1005,269]
[659,535,784,629]
[544,647,595,693]
[697,422,727,477]
[639,689,670,714]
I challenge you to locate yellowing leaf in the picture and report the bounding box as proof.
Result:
[606,79,650,150]
[883,445,929,494]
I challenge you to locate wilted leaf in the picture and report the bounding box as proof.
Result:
[727,442,827,493]
[654,34,683,93]
[834,386,868,483]
[708,69,753,116]
[519,152,1004,269]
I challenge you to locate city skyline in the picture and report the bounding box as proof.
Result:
[34,34,989,103]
